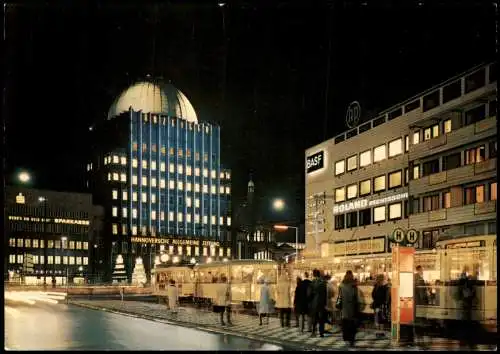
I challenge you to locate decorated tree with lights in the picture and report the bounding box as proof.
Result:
[112,254,128,284]
[131,257,147,286]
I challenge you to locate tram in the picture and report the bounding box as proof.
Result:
[152,266,195,299]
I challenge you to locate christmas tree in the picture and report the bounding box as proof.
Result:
[131,257,147,286]
[112,254,128,284]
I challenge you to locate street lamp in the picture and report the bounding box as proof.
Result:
[17,171,31,184]
[274,225,299,264]
[61,236,68,286]
[38,196,49,287]
[272,198,285,212]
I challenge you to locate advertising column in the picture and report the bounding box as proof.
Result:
[391,245,415,345]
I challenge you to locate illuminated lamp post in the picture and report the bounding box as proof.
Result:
[274,225,299,264]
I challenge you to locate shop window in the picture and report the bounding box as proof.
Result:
[443,153,461,171]
[346,184,357,200]
[359,179,371,196]
[490,182,497,201]
[335,187,345,202]
[373,206,386,223]
[389,202,402,220]
[373,144,386,162]
[346,212,357,228]
[388,170,402,189]
[423,195,440,212]
[422,159,439,177]
[334,215,345,230]
[360,150,371,167]
[465,145,485,165]
[373,175,386,193]
[334,160,345,176]
[359,209,371,226]
[443,192,451,209]
[388,138,403,157]
[347,155,357,171]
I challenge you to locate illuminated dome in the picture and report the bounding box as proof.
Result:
[107,81,198,123]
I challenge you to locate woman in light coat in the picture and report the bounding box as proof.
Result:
[167,279,179,313]
[276,274,293,327]
[214,275,232,325]
[258,278,273,325]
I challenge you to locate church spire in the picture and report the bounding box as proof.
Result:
[247,173,254,205]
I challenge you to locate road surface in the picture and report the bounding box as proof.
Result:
[4,302,285,350]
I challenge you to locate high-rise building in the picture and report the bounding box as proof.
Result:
[87,80,232,281]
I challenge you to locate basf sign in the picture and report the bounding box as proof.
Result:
[306,151,324,173]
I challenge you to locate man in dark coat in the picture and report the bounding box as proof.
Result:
[309,269,327,337]
[295,272,311,332]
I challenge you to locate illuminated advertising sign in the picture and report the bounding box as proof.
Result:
[333,192,408,215]
[130,236,220,247]
[306,151,324,173]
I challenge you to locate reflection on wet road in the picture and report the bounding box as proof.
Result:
[4,302,284,350]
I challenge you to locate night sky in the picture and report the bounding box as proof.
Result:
[4,2,496,223]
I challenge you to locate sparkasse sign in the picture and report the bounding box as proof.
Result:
[306,151,324,173]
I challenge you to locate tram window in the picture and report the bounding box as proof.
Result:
[346,212,357,228]
[334,215,345,230]
[359,209,371,226]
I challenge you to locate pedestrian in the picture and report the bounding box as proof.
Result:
[293,277,306,329]
[215,275,232,325]
[167,279,179,314]
[309,269,327,337]
[324,274,335,331]
[456,265,478,349]
[258,278,273,325]
[120,287,124,302]
[276,273,292,327]
[414,265,429,346]
[301,272,313,332]
[371,274,389,337]
[338,270,362,347]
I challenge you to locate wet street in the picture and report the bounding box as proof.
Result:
[4,302,284,350]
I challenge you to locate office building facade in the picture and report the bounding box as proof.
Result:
[87,81,232,281]
[305,62,496,259]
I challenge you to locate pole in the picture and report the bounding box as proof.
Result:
[295,227,298,264]
[43,201,47,287]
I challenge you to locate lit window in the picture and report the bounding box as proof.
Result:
[142,193,147,203]
[226,172,231,179]
[142,176,148,186]
[195,247,200,256]
[160,211,165,221]
[151,178,157,187]
[169,212,174,221]
[113,173,119,181]
[120,156,127,165]
[389,203,402,220]
[120,173,126,182]
[220,186,225,193]
[132,159,138,168]
[195,183,200,192]
[443,192,451,209]
[33,239,39,248]
[186,166,192,176]
[132,175,138,185]
[169,164,175,173]
[132,192,138,202]
[203,169,208,177]
[211,215,216,224]
[359,179,371,196]
[160,179,166,189]
[360,150,371,167]
[47,256,52,264]
[108,173,112,181]
[334,160,345,176]
[123,191,128,200]
[211,170,216,179]
[112,207,118,217]
[187,197,192,207]
[373,144,386,162]
[335,187,345,202]
[347,184,357,199]
[132,209,137,219]
[195,199,200,208]
[373,206,386,223]
[388,170,402,189]
[160,162,166,172]
[195,168,201,176]
[122,208,128,217]
[112,224,118,234]
[151,194,156,203]
[178,245,183,255]
[195,214,200,223]
[69,241,75,249]
[177,213,183,222]
[169,180,175,189]
[444,119,452,133]
[220,216,224,224]
[424,127,432,141]
[432,124,440,138]
[203,215,208,224]
[211,185,216,194]
[69,256,75,265]
[412,131,420,145]
[112,190,118,200]
[151,211,156,220]
[226,186,231,194]
[55,256,61,265]
[113,155,119,164]
[132,226,137,235]
[203,185,208,193]
[186,183,192,192]
[186,214,192,223]
[178,181,184,191]
[178,165,184,174]
[405,135,409,152]
[25,239,31,248]
[476,185,485,203]
[83,257,88,265]
[388,138,403,157]
[413,165,420,180]
[490,182,497,201]
[122,225,127,235]
[151,161,157,170]
[347,155,357,171]
[227,217,231,226]
[203,247,208,256]
[373,175,386,192]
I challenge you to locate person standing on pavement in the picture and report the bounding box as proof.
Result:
[324,274,335,330]
[456,265,478,349]
[293,277,305,329]
[414,265,429,347]
[301,272,313,332]
[167,279,179,314]
[309,269,327,337]
[214,275,232,326]
[371,274,389,338]
[276,273,293,327]
[338,270,362,347]
[258,278,273,325]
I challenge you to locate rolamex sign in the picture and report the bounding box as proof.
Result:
[306,151,324,173]
[333,192,408,215]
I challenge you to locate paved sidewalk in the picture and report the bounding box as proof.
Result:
[69,300,495,351]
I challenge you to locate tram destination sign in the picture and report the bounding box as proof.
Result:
[333,192,408,215]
